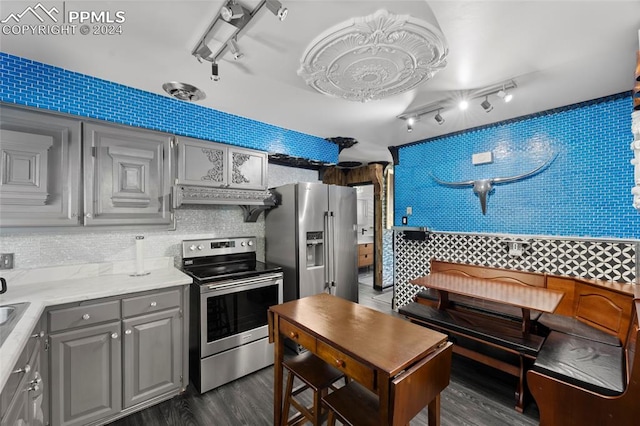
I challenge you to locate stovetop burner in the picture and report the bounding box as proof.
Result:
[181,236,282,284]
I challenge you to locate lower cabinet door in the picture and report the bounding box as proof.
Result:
[49,322,122,426]
[122,308,181,408]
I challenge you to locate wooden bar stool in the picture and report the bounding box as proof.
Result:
[323,342,453,426]
[282,351,346,426]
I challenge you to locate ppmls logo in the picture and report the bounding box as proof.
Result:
[1,3,60,24]
[1,2,126,36]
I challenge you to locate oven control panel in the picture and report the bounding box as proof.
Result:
[182,237,257,258]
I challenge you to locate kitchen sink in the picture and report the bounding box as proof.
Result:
[0,302,30,348]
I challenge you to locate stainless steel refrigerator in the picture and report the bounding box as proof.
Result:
[265,182,358,303]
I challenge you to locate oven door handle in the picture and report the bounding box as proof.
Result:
[205,274,282,291]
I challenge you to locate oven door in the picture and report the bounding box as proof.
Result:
[200,273,283,358]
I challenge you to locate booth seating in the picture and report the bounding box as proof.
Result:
[399,260,636,413]
[527,299,639,425]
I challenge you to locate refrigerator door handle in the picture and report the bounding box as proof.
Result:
[324,211,331,292]
[330,211,337,289]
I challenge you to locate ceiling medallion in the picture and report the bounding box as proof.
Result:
[297,9,448,102]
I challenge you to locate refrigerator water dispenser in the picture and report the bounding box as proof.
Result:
[305,231,324,267]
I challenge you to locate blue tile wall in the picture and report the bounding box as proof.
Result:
[0,53,338,163]
[395,94,640,239]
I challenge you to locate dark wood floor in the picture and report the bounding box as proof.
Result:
[108,278,540,426]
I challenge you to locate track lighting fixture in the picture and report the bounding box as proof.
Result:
[434,110,445,125]
[211,62,220,81]
[220,1,245,22]
[406,116,417,132]
[227,39,244,60]
[481,96,493,112]
[266,0,288,21]
[497,88,513,103]
[458,100,469,111]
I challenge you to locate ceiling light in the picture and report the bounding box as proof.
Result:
[406,116,417,132]
[220,2,244,22]
[434,110,445,125]
[227,39,244,60]
[481,96,493,112]
[211,62,220,81]
[458,100,469,111]
[162,82,206,102]
[265,0,288,21]
[497,89,513,103]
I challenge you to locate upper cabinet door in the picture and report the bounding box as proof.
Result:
[176,137,228,188]
[0,106,81,227]
[83,123,172,226]
[227,146,268,190]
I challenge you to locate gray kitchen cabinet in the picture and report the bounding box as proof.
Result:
[176,137,268,190]
[45,286,187,426]
[0,106,81,227]
[83,122,173,227]
[49,321,122,426]
[122,308,182,408]
[0,318,46,426]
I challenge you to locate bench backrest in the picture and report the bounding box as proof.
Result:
[430,259,546,288]
[390,342,453,426]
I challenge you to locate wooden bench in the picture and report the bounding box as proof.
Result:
[527,299,640,425]
[400,259,636,413]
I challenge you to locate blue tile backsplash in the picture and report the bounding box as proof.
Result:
[0,52,338,163]
[395,93,640,239]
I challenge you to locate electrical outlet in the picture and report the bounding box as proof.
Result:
[402,216,408,225]
[0,253,14,270]
[406,206,412,215]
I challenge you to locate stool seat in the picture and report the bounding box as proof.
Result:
[282,351,345,426]
[322,381,379,426]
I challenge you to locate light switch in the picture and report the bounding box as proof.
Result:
[472,151,493,165]
[406,206,412,215]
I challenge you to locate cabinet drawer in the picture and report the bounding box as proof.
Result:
[122,289,181,318]
[358,254,373,267]
[49,300,120,332]
[279,319,316,352]
[316,340,374,390]
[358,244,373,255]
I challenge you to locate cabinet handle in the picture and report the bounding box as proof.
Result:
[13,364,31,374]
[82,314,91,320]
[288,331,298,340]
[335,359,345,368]
[150,301,157,307]
[125,329,132,335]
[111,332,119,339]
[31,331,45,339]
[28,383,40,392]
[85,213,92,219]
[30,373,42,387]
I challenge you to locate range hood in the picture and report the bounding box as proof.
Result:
[173,185,276,222]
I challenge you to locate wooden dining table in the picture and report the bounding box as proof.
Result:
[410,272,565,333]
[268,293,450,426]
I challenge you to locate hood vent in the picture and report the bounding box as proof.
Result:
[173,185,276,222]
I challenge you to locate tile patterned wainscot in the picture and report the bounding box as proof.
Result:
[0,257,192,392]
[393,231,638,309]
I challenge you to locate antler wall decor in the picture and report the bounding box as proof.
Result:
[431,153,557,215]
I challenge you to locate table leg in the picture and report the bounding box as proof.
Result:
[379,372,391,425]
[427,394,441,426]
[521,308,531,334]
[272,314,283,426]
[437,290,450,310]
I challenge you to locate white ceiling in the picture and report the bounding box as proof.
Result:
[2,1,639,164]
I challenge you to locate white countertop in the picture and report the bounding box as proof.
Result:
[0,257,192,392]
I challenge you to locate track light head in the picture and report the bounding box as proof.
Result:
[481,96,493,112]
[211,62,220,81]
[266,0,288,21]
[434,110,444,125]
[458,100,469,111]
[220,2,245,22]
[228,39,244,60]
[406,116,417,132]
[497,89,513,103]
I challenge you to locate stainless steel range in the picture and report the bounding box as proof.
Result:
[181,236,283,393]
